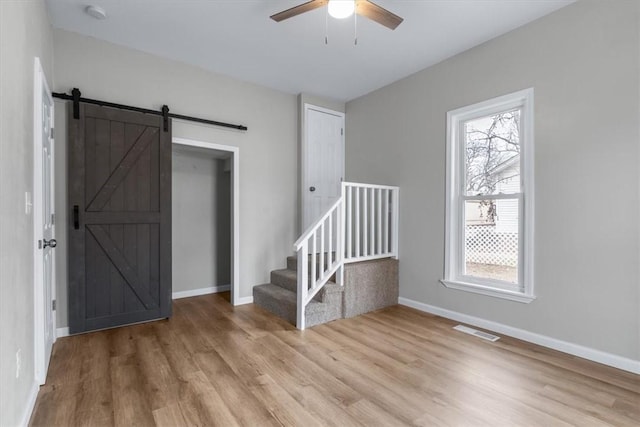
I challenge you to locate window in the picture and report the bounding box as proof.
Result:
[442,89,535,303]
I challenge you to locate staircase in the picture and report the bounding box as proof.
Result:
[253,182,400,329]
[253,255,344,328]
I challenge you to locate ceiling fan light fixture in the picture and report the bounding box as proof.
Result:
[328,0,355,19]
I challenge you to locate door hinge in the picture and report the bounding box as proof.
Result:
[51,213,55,224]
[52,300,56,311]
[341,128,344,136]
[50,128,54,139]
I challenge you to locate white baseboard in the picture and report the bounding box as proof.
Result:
[19,380,39,427]
[56,327,69,338]
[235,296,254,305]
[398,297,640,375]
[172,284,230,300]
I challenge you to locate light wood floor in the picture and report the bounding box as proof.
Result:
[30,292,639,426]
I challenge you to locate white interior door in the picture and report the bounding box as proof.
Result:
[303,105,345,230]
[34,58,55,384]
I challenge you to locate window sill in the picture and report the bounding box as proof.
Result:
[440,279,536,303]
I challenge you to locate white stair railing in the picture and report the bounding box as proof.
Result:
[293,182,399,329]
[343,182,399,263]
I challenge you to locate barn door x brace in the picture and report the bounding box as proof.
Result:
[52,88,248,132]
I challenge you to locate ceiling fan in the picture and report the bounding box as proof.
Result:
[270,0,403,30]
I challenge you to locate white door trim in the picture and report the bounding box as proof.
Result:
[171,137,241,306]
[33,57,55,385]
[301,103,345,230]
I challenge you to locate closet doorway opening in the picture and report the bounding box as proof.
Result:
[172,138,239,306]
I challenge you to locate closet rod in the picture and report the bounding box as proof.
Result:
[52,88,248,132]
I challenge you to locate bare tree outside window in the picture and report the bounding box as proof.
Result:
[465,110,520,196]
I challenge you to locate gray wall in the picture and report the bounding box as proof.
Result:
[172,152,230,292]
[53,29,298,327]
[0,1,54,425]
[345,0,639,360]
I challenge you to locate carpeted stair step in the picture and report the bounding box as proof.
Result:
[270,268,341,302]
[286,256,298,271]
[286,257,338,284]
[286,254,336,272]
[320,282,344,300]
[253,283,332,328]
[270,269,298,293]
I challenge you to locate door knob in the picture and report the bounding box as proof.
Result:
[40,238,57,249]
[309,186,316,192]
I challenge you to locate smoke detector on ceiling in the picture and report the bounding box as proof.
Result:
[85,5,107,20]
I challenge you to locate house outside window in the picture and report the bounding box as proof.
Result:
[442,89,535,303]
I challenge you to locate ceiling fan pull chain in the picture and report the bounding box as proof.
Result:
[325,7,329,45]
[354,9,358,45]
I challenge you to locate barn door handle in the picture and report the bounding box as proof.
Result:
[73,205,79,230]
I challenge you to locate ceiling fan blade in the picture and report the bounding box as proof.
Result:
[270,0,329,22]
[356,0,403,30]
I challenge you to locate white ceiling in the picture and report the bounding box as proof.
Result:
[45,0,574,102]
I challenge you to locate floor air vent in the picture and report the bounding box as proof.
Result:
[453,325,500,342]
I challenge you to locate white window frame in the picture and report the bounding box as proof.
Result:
[442,88,535,303]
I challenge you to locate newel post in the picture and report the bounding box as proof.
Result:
[296,244,308,330]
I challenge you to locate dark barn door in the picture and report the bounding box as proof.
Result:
[68,103,172,334]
